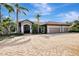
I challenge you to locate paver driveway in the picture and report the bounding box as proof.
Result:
[0,33,79,56]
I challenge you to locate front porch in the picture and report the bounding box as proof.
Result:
[19,20,33,34]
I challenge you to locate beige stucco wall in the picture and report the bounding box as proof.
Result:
[61,26,69,32]
[47,25,69,34]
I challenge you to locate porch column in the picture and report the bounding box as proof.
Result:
[30,25,32,34]
[47,26,50,34]
[21,24,24,34]
[60,26,62,32]
[62,26,65,32]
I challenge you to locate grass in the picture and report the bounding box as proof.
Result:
[0,33,24,41]
[0,35,14,41]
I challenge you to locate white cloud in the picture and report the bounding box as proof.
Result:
[32,3,53,15]
[57,11,79,22]
[32,3,71,16]
[55,4,70,9]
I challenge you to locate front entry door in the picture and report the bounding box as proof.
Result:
[24,25,30,33]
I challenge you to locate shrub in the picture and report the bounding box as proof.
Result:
[32,24,38,34]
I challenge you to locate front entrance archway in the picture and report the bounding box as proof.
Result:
[24,25,30,33]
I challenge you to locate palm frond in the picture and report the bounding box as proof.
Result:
[22,11,27,15]
[15,4,18,8]
[2,3,14,13]
[36,14,41,18]
[15,4,18,6]
[19,6,29,12]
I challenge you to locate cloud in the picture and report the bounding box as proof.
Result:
[32,3,70,16]
[55,4,70,9]
[32,3,53,15]
[57,11,79,22]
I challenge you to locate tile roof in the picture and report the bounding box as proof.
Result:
[19,20,70,26]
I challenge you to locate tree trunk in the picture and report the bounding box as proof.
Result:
[6,27,9,35]
[37,18,39,34]
[16,8,19,34]
[8,13,11,34]
[8,25,11,34]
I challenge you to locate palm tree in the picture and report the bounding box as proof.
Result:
[15,4,29,33]
[0,3,14,34]
[36,14,41,33]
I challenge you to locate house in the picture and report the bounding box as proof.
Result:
[19,20,70,34]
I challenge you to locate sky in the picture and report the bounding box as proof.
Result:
[1,3,79,22]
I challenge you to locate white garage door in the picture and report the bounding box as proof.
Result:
[47,26,61,33]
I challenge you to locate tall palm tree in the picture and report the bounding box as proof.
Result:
[15,4,29,33]
[36,14,41,33]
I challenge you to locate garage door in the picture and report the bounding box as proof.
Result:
[49,28,60,33]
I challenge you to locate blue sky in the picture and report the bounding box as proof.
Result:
[1,3,79,22]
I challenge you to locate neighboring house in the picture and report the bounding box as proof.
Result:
[19,20,70,34]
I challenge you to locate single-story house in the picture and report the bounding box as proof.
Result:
[19,20,70,34]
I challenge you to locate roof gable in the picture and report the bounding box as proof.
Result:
[19,19,33,24]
